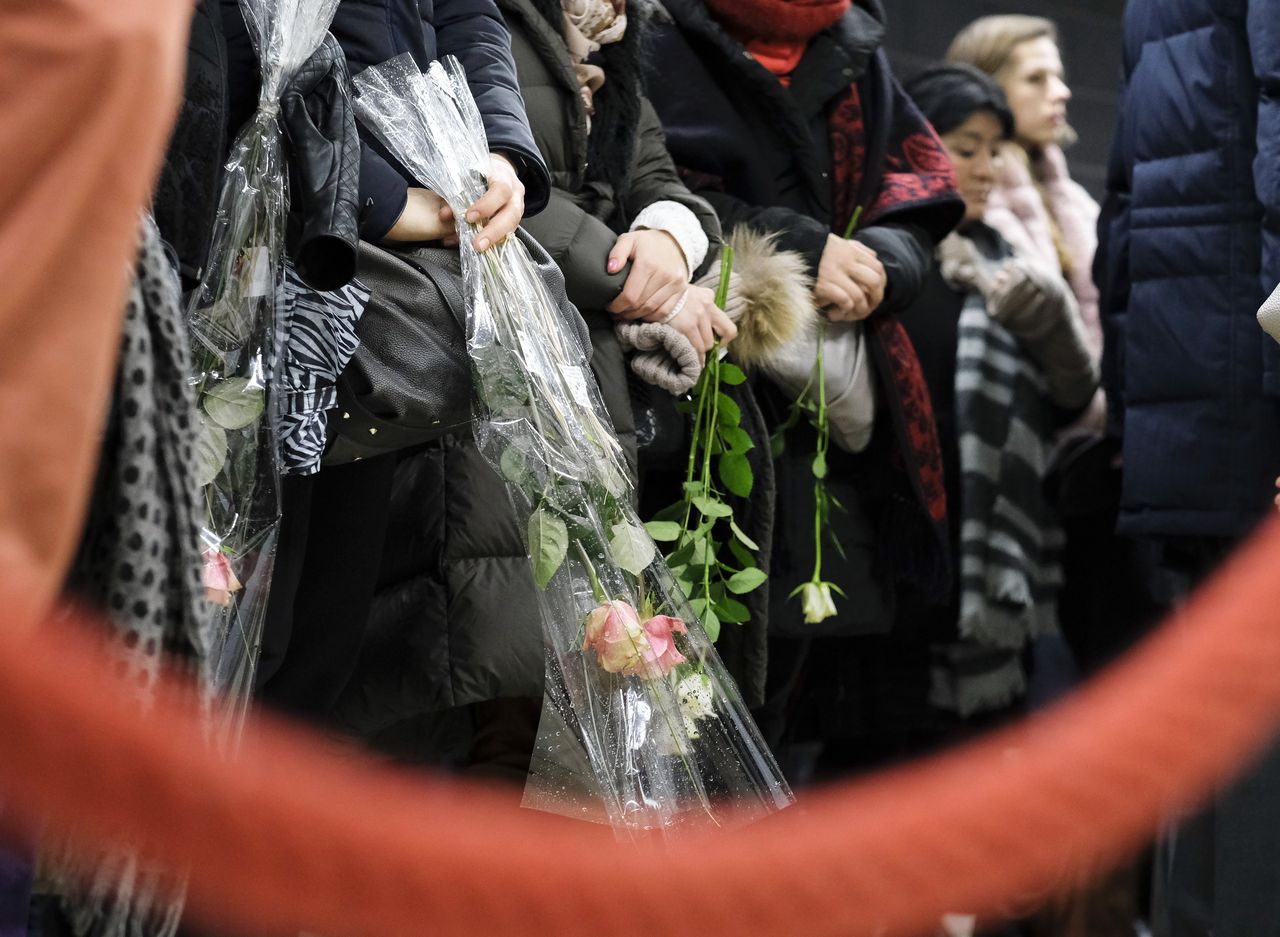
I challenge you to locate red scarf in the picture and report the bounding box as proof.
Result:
[717,0,852,86]
[704,0,851,42]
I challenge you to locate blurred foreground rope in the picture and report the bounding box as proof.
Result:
[5,519,1280,936]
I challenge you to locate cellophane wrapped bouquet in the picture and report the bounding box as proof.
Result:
[353,56,793,838]
[185,0,339,718]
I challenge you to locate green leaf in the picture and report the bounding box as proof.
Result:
[609,521,655,576]
[692,495,732,518]
[720,426,754,454]
[719,362,747,386]
[194,418,228,488]
[715,392,742,427]
[729,519,760,551]
[728,538,756,570]
[718,452,754,498]
[650,501,684,523]
[688,597,709,618]
[770,431,786,458]
[688,538,711,566]
[667,539,696,567]
[202,376,265,431]
[701,607,721,642]
[644,520,682,542]
[715,597,750,623]
[727,567,767,595]
[528,507,569,589]
[812,450,828,479]
[499,447,528,484]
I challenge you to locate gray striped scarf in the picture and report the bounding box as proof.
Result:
[930,244,1064,717]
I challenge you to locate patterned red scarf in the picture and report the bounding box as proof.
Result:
[830,82,958,534]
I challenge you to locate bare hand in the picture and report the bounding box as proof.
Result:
[605,229,690,320]
[815,234,887,321]
[1274,476,1280,512]
[465,152,525,252]
[383,188,457,244]
[663,285,738,358]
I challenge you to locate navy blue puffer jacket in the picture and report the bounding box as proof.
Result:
[1097,0,1280,540]
[331,0,550,237]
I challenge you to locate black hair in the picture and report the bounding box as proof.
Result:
[904,63,1015,140]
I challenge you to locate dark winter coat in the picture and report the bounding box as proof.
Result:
[645,0,962,637]
[152,0,227,290]
[331,1,726,733]
[331,0,552,238]
[1097,0,1280,541]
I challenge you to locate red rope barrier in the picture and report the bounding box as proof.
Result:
[5,519,1280,937]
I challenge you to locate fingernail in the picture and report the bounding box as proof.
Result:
[477,237,490,251]
[466,211,479,223]
[608,258,621,272]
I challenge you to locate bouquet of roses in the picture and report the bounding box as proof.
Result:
[353,56,792,838]
[185,0,340,716]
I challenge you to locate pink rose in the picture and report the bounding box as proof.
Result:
[582,603,689,678]
[201,546,242,608]
[582,600,650,675]
[640,615,688,676]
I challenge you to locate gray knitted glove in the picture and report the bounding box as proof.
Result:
[985,255,1099,410]
[938,233,990,294]
[615,320,703,395]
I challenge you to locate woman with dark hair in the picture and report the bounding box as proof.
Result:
[897,63,1096,719]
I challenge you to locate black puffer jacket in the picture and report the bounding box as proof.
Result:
[331,0,727,733]
[152,0,227,290]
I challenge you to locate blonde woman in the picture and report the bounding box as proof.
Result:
[947,16,1103,430]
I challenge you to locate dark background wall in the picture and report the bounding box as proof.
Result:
[882,0,1127,199]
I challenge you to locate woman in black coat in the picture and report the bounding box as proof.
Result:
[645,0,966,774]
[235,0,555,721]
[329,0,812,766]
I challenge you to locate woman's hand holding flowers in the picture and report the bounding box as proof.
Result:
[464,152,526,252]
[816,233,887,321]
[663,284,738,358]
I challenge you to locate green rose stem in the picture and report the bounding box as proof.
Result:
[790,206,865,621]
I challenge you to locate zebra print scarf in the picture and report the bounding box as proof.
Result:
[929,235,1063,717]
[278,261,369,474]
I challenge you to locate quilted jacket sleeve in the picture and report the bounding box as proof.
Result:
[1250,0,1280,394]
[434,0,551,214]
[1095,70,1133,437]
[621,100,722,278]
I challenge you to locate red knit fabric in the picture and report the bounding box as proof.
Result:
[829,83,955,527]
[704,0,851,44]
[743,38,807,85]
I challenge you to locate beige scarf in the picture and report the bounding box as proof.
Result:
[561,0,626,121]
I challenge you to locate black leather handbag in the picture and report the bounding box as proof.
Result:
[323,233,590,465]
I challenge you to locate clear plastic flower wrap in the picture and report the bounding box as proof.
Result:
[352,56,794,837]
[186,0,339,715]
